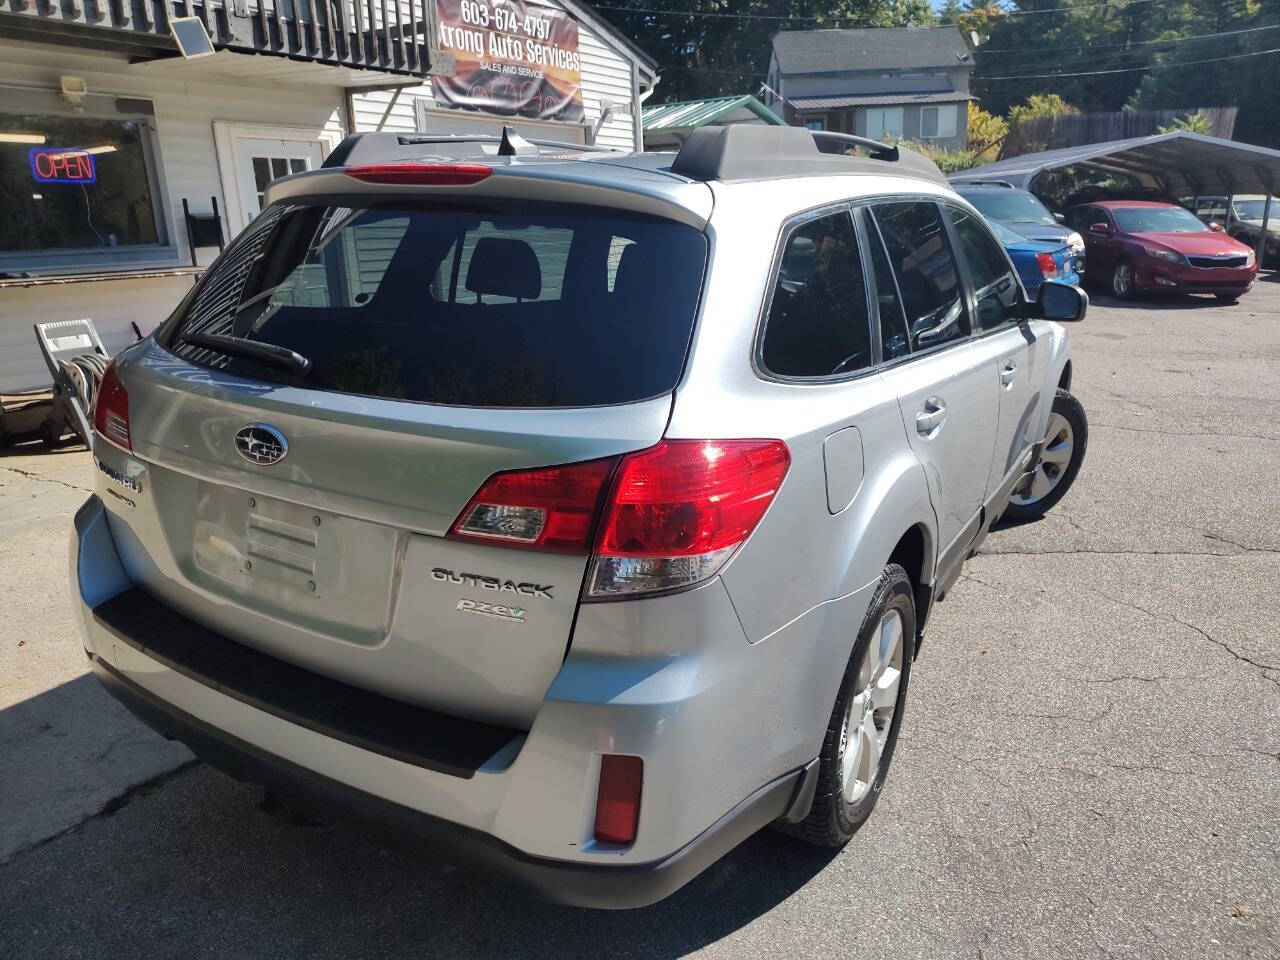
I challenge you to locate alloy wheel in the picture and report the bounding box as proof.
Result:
[1011,411,1074,506]
[1112,262,1132,297]
[838,609,904,804]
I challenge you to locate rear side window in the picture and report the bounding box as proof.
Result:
[760,209,873,378]
[870,201,969,351]
[861,208,910,362]
[166,202,708,408]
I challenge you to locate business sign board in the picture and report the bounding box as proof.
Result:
[432,0,584,123]
[30,147,96,184]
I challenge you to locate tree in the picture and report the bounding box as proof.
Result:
[970,0,1280,148]
[937,0,965,24]
[1157,112,1213,134]
[589,0,938,103]
[1007,93,1080,128]
[967,104,1008,158]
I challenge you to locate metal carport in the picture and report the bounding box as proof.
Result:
[956,132,1280,265]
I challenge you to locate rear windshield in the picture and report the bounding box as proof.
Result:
[163,201,708,407]
[962,190,1057,227]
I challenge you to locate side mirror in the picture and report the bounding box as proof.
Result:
[1034,280,1088,322]
[1208,221,1224,233]
[1089,221,1110,236]
[1053,211,1066,224]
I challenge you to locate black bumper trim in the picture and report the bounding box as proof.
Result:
[92,587,522,779]
[90,655,805,909]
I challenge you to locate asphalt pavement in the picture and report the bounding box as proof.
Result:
[2,279,1277,959]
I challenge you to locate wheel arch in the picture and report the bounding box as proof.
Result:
[886,523,935,654]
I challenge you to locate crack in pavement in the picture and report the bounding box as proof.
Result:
[0,463,93,494]
[981,546,1280,558]
[0,759,198,867]
[1089,420,1280,442]
[1088,588,1280,682]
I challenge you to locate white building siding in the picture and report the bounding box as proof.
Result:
[352,1,640,150]
[0,41,346,393]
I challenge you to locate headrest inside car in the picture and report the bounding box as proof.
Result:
[465,237,542,300]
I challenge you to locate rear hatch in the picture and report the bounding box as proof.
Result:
[110,180,709,727]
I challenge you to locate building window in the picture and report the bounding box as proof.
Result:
[0,108,169,272]
[920,104,958,140]
[865,107,904,141]
[803,118,825,131]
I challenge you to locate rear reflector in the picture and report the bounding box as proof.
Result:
[91,357,131,451]
[448,456,619,553]
[1036,252,1058,277]
[594,754,643,845]
[344,163,493,186]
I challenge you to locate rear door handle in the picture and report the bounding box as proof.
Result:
[1000,360,1017,388]
[915,397,946,435]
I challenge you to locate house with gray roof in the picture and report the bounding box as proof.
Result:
[763,26,975,151]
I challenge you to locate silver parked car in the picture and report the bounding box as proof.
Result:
[72,125,1088,908]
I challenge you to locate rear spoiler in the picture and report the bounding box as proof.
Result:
[669,125,949,186]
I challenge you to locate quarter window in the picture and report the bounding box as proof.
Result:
[870,201,969,351]
[761,210,872,378]
[946,206,1020,331]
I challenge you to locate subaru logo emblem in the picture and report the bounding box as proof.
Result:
[234,423,288,466]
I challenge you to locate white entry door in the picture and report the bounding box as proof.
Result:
[215,124,332,235]
[233,137,325,226]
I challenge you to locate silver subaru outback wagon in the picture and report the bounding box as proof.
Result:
[71,125,1088,908]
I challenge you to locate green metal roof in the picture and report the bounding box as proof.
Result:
[641,95,785,133]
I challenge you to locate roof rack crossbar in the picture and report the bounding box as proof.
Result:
[322,126,613,168]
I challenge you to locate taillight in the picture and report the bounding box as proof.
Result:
[91,357,131,451]
[594,754,643,845]
[588,439,790,598]
[448,439,789,598]
[448,457,619,553]
[344,163,492,186]
[1036,252,1057,278]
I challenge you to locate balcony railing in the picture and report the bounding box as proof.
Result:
[1,0,435,78]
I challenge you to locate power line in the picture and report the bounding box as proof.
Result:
[587,0,1169,23]
[631,14,1272,65]
[980,42,1280,78]
[976,11,1269,55]
[974,22,1280,74]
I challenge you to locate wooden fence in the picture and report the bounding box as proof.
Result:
[999,107,1238,160]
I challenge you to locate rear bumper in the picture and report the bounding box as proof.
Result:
[71,494,827,907]
[89,653,811,909]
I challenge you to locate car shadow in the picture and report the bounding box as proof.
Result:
[0,676,843,959]
[1085,291,1233,310]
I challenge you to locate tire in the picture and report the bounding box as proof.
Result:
[1110,259,1136,299]
[1002,389,1088,523]
[779,564,915,848]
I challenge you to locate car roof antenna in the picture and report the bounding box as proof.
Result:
[498,126,538,157]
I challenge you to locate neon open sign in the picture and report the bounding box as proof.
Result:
[29,147,97,184]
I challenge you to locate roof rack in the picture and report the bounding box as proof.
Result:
[950,178,1016,188]
[668,125,947,184]
[322,126,614,168]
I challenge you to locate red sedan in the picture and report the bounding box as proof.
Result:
[1067,200,1257,301]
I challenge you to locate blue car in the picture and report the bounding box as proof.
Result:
[987,219,1081,297]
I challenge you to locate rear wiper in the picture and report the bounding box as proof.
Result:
[178,332,313,376]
